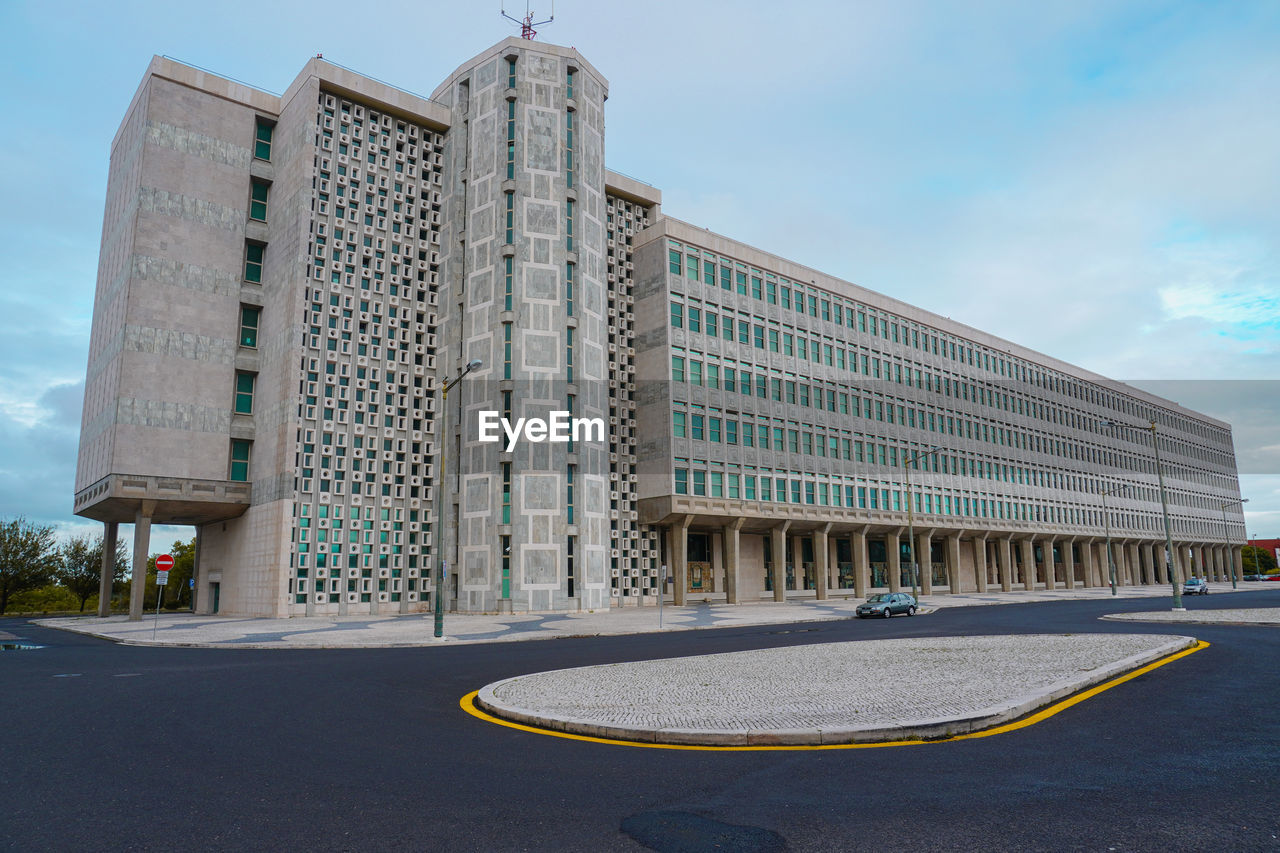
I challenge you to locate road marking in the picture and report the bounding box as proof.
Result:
[52,673,83,678]
[459,640,1209,751]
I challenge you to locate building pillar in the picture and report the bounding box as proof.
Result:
[97,521,119,618]
[1232,545,1244,583]
[1197,544,1210,581]
[1142,542,1158,585]
[917,530,933,596]
[129,502,155,621]
[771,521,790,602]
[1043,538,1057,589]
[723,518,744,604]
[1080,539,1095,588]
[852,526,869,599]
[1020,538,1035,591]
[972,534,988,593]
[1063,538,1076,590]
[887,528,902,593]
[814,523,831,600]
[999,536,1014,592]
[946,532,962,594]
[791,532,805,592]
[673,515,693,606]
[191,526,203,614]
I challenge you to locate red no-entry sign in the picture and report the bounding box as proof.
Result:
[155,554,175,572]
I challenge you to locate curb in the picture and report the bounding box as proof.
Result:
[474,635,1197,746]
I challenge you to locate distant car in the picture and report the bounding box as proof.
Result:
[857,592,917,618]
[1183,578,1209,595]
[1266,575,1280,582]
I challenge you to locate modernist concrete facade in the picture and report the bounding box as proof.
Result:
[76,38,1246,619]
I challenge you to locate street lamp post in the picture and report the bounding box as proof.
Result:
[1219,498,1249,589]
[433,358,483,639]
[1100,483,1131,596]
[1101,419,1182,610]
[904,445,943,601]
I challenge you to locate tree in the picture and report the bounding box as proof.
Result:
[145,537,196,610]
[56,533,128,612]
[0,517,59,614]
[1243,545,1277,574]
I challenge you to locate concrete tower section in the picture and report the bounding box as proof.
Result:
[431,38,613,612]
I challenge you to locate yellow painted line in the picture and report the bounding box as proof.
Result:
[459,640,1208,751]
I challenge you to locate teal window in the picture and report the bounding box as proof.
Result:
[233,372,255,414]
[703,260,716,284]
[692,470,707,496]
[249,180,269,221]
[710,472,723,498]
[230,439,251,481]
[690,414,704,440]
[675,468,689,495]
[244,243,264,283]
[671,356,685,382]
[673,411,687,437]
[669,249,682,274]
[687,306,700,333]
[253,118,273,161]
[239,305,260,348]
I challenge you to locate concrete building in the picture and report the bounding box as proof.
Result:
[75,37,1246,619]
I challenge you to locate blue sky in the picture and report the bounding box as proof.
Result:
[1,0,1276,545]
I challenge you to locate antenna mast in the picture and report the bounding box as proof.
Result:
[501,2,554,40]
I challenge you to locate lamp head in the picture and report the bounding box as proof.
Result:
[465,358,483,371]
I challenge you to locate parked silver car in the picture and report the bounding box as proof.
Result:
[1183,577,1209,595]
[856,592,917,618]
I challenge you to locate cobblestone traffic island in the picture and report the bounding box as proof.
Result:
[1101,608,1280,626]
[476,634,1197,745]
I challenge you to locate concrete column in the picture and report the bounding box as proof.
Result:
[887,529,902,593]
[1143,542,1158,585]
[946,532,962,594]
[1020,539,1035,591]
[791,533,805,592]
[917,530,933,596]
[1198,545,1209,581]
[1043,538,1057,589]
[129,503,155,621]
[852,526,869,599]
[191,526,203,614]
[814,523,831,600]
[673,515,693,606]
[972,534,988,593]
[723,518,744,604]
[1232,545,1244,583]
[97,521,119,618]
[1063,538,1076,590]
[999,536,1013,592]
[1080,539,1095,588]
[771,521,790,602]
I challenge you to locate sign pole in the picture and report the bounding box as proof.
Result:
[152,554,174,642]
[659,564,666,631]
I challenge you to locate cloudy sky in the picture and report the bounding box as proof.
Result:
[1,0,1276,547]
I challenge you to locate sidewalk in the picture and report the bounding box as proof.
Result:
[35,581,1270,649]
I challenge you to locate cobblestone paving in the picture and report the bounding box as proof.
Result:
[478,634,1194,743]
[1101,608,1280,625]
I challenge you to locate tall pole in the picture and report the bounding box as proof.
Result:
[905,455,917,600]
[1148,420,1183,610]
[1103,488,1117,596]
[904,445,941,601]
[434,380,450,639]
[433,360,481,639]
[1220,498,1248,590]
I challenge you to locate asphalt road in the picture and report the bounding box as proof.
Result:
[4,592,1279,853]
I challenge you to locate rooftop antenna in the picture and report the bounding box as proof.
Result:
[501,1,553,40]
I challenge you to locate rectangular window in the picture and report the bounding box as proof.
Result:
[566,465,575,525]
[673,411,687,437]
[669,249,682,274]
[692,469,707,496]
[230,439,251,481]
[239,305,260,348]
[671,356,685,382]
[710,471,724,498]
[670,302,683,328]
[675,468,689,495]
[249,180,269,221]
[244,243,264,283]
[703,260,716,285]
[687,307,701,333]
[254,118,273,161]
[233,372,256,414]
